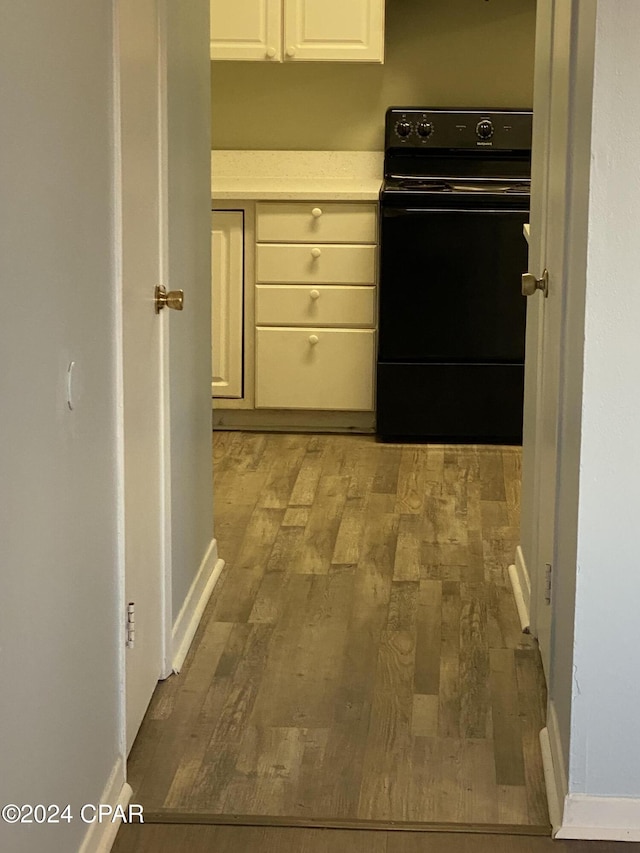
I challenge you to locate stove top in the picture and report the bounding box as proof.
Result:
[384,177,530,196]
[382,108,533,207]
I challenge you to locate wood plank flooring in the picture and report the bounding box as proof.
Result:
[127,432,549,827]
[113,824,640,853]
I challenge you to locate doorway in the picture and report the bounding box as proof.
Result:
[124,0,549,834]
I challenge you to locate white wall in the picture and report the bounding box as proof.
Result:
[166,0,215,619]
[567,0,640,799]
[0,2,124,851]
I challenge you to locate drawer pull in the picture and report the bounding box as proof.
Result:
[311,247,322,259]
[266,46,277,58]
[308,334,319,345]
[311,207,323,218]
[309,289,320,300]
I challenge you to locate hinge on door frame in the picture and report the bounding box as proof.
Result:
[544,563,553,605]
[126,601,135,649]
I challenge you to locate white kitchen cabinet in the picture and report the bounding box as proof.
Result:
[210,0,281,61]
[256,328,375,410]
[256,202,377,243]
[254,200,377,412]
[210,0,384,63]
[255,284,376,327]
[212,210,244,399]
[283,0,384,63]
[256,243,376,285]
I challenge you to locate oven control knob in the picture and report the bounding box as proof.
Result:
[476,119,494,140]
[417,121,434,139]
[395,120,413,139]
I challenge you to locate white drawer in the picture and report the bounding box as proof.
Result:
[256,243,376,284]
[255,327,375,411]
[256,202,377,244]
[255,285,376,328]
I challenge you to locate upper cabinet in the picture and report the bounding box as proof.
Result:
[210,0,282,62]
[283,0,384,62]
[210,0,385,63]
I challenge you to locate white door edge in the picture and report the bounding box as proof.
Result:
[112,0,128,760]
[118,0,170,753]
[159,317,173,680]
[158,0,174,681]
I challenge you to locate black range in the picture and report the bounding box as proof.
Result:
[377,107,533,443]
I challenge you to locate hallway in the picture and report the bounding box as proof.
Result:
[127,433,549,828]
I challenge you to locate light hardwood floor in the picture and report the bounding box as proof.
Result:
[127,432,548,827]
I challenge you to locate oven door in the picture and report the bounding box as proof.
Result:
[378,206,528,363]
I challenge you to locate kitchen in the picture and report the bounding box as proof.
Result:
[210,0,537,437]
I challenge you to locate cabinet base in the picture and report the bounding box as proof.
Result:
[213,408,375,434]
[376,362,524,444]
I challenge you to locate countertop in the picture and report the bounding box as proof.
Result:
[212,150,383,201]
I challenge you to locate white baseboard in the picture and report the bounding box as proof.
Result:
[78,756,132,853]
[556,795,640,841]
[540,700,569,837]
[540,727,562,833]
[171,537,224,673]
[547,699,569,812]
[542,700,640,841]
[508,545,531,633]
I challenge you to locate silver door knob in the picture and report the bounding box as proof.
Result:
[522,269,549,298]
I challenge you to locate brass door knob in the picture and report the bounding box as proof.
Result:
[522,269,549,298]
[155,285,184,313]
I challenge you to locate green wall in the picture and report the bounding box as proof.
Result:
[211,0,536,151]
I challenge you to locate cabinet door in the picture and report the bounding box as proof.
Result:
[283,0,384,62]
[210,0,281,61]
[212,211,244,398]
